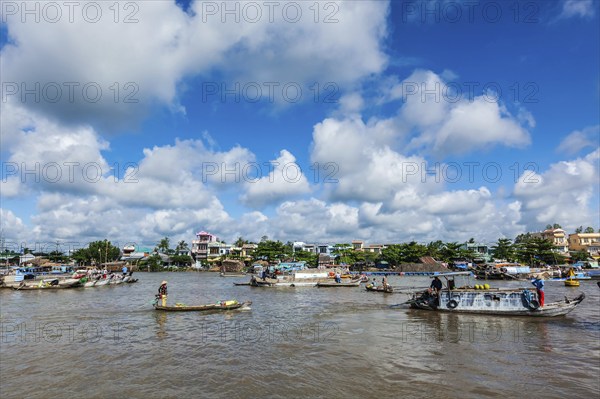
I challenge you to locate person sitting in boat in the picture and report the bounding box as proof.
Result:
[371,278,377,287]
[157,281,168,307]
[430,276,442,293]
[531,277,544,307]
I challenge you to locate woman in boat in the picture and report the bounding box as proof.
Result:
[531,277,544,307]
[157,281,168,307]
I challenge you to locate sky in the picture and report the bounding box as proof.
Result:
[0,0,599,252]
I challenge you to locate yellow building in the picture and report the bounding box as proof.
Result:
[568,233,600,255]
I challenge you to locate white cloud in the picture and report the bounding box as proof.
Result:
[557,125,600,154]
[513,150,600,230]
[241,150,311,208]
[559,0,596,19]
[1,1,389,129]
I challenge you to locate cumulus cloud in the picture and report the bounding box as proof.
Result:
[559,0,596,19]
[556,125,599,154]
[1,1,389,129]
[241,150,311,208]
[513,149,600,230]
[391,70,533,156]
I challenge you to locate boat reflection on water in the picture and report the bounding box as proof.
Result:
[154,312,168,340]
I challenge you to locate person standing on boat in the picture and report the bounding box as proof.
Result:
[122,265,128,276]
[531,277,544,307]
[157,281,168,307]
[430,276,442,293]
[382,275,389,289]
[335,272,341,283]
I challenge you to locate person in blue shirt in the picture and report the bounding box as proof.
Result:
[122,265,128,275]
[531,278,544,307]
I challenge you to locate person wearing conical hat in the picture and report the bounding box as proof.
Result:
[157,281,168,307]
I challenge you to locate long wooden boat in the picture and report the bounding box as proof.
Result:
[12,284,75,290]
[220,272,247,277]
[365,284,393,293]
[317,279,361,287]
[233,282,251,286]
[154,301,251,312]
[406,272,585,317]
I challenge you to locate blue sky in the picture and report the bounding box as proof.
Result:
[1,0,599,250]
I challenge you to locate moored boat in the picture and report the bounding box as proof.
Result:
[153,300,251,312]
[406,272,585,317]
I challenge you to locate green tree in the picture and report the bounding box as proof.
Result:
[293,250,318,267]
[332,244,354,265]
[175,240,189,253]
[156,237,171,254]
[553,223,562,229]
[584,226,595,233]
[426,240,444,259]
[570,251,589,262]
[491,238,515,262]
[515,237,565,266]
[381,242,427,265]
[234,237,248,248]
[575,226,583,233]
[253,240,289,262]
[71,240,121,266]
[48,250,69,263]
[140,254,164,272]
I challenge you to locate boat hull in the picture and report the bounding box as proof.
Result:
[366,285,393,293]
[154,301,251,312]
[317,280,361,287]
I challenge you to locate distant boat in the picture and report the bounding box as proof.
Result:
[316,279,361,287]
[366,284,393,293]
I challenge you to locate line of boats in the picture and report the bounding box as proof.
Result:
[0,269,138,290]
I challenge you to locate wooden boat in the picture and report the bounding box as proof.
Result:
[12,283,74,290]
[233,282,251,286]
[365,284,393,293]
[316,279,361,287]
[154,300,251,312]
[220,272,247,277]
[406,272,585,317]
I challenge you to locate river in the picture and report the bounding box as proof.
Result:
[1,273,599,398]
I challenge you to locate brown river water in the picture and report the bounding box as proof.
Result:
[1,272,599,398]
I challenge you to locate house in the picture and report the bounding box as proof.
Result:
[460,242,492,262]
[532,228,569,253]
[568,232,600,256]
[241,243,257,258]
[352,240,364,251]
[191,231,219,261]
[364,244,384,255]
[121,244,153,261]
[19,253,36,264]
